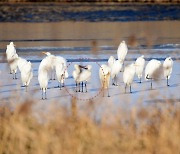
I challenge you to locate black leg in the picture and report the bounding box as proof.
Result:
[167,76,169,86]
[25,84,27,92]
[75,82,77,92]
[85,81,87,92]
[53,72,56,80]
[81,82,83,92]
[125,84,127,93]
[78,83,80,92]
[41,89,43,100]
[130,85,132,93]
[151,78,152,89]
[140,78,141,83]
[112,78,115,86]
[107,88,110,97]
[15,73,17,79]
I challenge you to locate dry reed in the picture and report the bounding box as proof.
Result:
[0,97,179,154]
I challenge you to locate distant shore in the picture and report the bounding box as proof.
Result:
[0,0,179,3]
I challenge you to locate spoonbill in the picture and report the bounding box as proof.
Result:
[135,55,145,83]
[99,64,111,97]
[42,52,56,80]
[38,55,53,99]
[20,61,33,91]
[54,56,68,89]
[163,57,173,86]
[117,40,128,71]
[6,42,18,79]
[108,56,122,86]
[145,59,161,89]
[123,63,136,93]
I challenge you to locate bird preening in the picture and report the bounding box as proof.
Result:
[5,41,174,100]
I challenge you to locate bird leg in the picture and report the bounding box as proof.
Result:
[15,73,17,79]
[146,75,153,89]
[115,75,118,86]
[59,82,62,90]
[85,81,87,92]
[53,72,56,80]
[81,82,83,92]
[41,89,44,100]
[140,78,142,83]
[75,82,77,92]
[107,88,110,97]
[45,89,47,99]
[25,83,28,92]
[167,76,169,86]
[130,85,132,93]
[121,63,124,72]
[125,84,127,93]
[78,83,81,92]
[151,78,152,89]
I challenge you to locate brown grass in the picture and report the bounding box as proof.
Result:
[0,97,179,154]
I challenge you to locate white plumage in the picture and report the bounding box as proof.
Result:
[108,56,122,86]
[72,64,81,92]
[38,56,53,99]
[117,40,128,63]
[145,59,161,89]
[21,61,33,91]
[123,63,136,93]
[135,55,145,83]
[42,52,56,80]
[17,57,28,72]
[163,57,173,86]
[6,42,18,79]
[99,64,111,97]
[54,56,68,89]
[72,64,92,92]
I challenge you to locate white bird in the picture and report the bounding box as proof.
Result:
[17,57,33,91]
[135,55,145,83]
[123,63,136,93]
[99,64,111,97]
[108,56,123,86]
[77,65,92,92]
[72,64,81,92]
[54,56,68,89]
[6,42,16,64]
[17,57,28,72]
[20,61,33,91]
[163,57,173,86]
[117,40,128,71]
[38,56,53,99]
[145,59,161,89]
[42,52,56,80]
[6,42,18,79]
[108,56,115,69]
[72,64,92,92]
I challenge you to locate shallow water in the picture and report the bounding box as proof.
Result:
[0,4,180,107]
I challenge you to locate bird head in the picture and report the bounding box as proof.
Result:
[168,57,172,61]
[121,40,125,44]
[10,42,15,47]
[87,65,92,70]
[42,51,51,56]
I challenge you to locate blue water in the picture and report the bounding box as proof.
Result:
[0,3,180,22]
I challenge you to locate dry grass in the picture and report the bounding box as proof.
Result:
[0,97,179,154]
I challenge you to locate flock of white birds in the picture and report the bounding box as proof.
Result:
[5,41,173,99]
